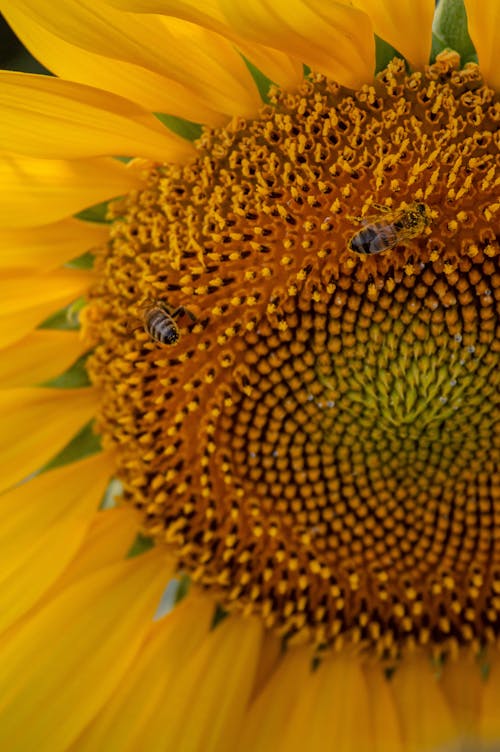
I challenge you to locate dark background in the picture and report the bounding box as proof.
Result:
[0,13,48,73]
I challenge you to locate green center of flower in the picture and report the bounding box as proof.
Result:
[85,52,499,659]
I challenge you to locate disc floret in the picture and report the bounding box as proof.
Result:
[85,52,499,659]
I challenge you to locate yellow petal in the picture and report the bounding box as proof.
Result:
[236,41,303,91]
[0,71,194,162]
[2,0,261,118]
[0,154,139,229]
[0,218,108,269]
[464,0,500,91]
[147,614,263,751]
[440,652,483,740]
[241,649,403,752]
[479,650,500,742]
[0,550,167,750]
[352,0,435,68]
[0,386,97,493]
[103,0,304,90]
[306,657,403,752]
[0,330,85,387]
[391,652,460,752]
[250,628,283,699]
[0,452,112,633]
[239,648,314,752]
[362,663,404,752]
[51,506,141,589]
[0,3,224,124]
[152,17,262,117]
[74,594,215,751]
[218,0,375,89]
[0,268,94,348]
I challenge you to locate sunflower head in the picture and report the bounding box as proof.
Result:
[1,1,500,749]
[81,49,500,660]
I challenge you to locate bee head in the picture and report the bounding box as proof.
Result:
[415,202,431,224]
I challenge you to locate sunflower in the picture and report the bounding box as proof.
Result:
[0,0,499,749]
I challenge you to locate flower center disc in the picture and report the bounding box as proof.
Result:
[86,53,500,657]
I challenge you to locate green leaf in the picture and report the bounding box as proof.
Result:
[155,112,203,141]
[431,0,477,65]
[42,421,102,471]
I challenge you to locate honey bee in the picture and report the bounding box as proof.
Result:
[143,303,196,345]
[348,202,430,255]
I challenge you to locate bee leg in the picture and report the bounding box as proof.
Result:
[370,202,392,213]
[171,306,197,322]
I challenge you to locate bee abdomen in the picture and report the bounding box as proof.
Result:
[349,226,390,255]
[144,307,179,345]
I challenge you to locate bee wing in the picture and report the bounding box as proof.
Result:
[358,213,392,227]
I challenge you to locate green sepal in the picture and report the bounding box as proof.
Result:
[75,200,111,224]
[155,112,203,141]
[41,352,91,389]
[127,532,155,557]
[431,0,477,65]
[42,421,102,471]
[174,573,191,604]
[243,57,275,104]
[375,35,406,74]
[211,603,229,629]
[38,297,86,331]
[66,251,95,270]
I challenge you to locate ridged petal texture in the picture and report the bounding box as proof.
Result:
[0,387,97,492]
[0,330,85,387]
[0,452,112,633]
[464,0,500,91]
[1,0,262,119]
[479,649,500,742]
[73,595,216,751]
[0,219,108,269]
[0,268,94,348]
[391,654,459,752]
[0,72,194,162]
[99,0,304,89]
[151,615,262,751]
[239,649,403,752]
[72,599,263,752]
[0,3,225,123]
[440,653,483,741]
[352,0,435,67]
[0,550,167,752]
[51,505,141,588]
[0,155,139,228]
[217,0,375,89]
